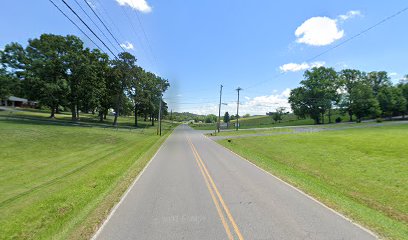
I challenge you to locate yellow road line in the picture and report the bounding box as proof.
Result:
[187,137,234,240]
[187,136,244,240]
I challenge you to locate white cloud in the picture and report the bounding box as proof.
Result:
[177,89,292,116]
[295,10,361,46]
[120,41,134,50]
[116,0,152,13]
[338,10,362,21]
[389,72,398,76]
[279,61,325,72]
[295,16,344,46]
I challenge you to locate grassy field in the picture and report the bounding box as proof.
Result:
[190,112,348,130]
[0,107,157,129]
[218,124,408,239]
[207,127,293,136]
[0,118,174,239]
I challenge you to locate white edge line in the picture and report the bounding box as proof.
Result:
[91,141,167,240]
[202,133,379,239]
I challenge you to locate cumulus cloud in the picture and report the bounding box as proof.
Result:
[295,16,344,46]
[178,89,292,116]
[295,10,361,46]
[116,0,152,13]
[279,61,325,72]
[338,10,362,21]
[120,41,134,50]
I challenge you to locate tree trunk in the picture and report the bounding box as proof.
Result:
[76,107,80,120]
[349,111,353,122]
[321,113,325,124]
[134,105,138,127]
[71,104,77,121]
[328,109,332,123]
[50,105,56,118]
[151,113,154,126]
[99,111,104,122]
[144,112,147,121]
[113,94,121,126]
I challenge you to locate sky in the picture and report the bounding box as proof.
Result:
[1,0,407,115]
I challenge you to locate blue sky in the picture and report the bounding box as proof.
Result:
[1,0,407,115]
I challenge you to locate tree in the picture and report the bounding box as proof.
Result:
[110,52,138,126]
[0,67,21,100]
[398,80,408,118]
[271,107,286,123]
[338,69,365,121]
[288,67,338,124]
[205,114,217,123]
[378,86,407,118]
[366,71,391,96]
[223,112,230,127]
[349,82,381,122]
[24,34,73,118]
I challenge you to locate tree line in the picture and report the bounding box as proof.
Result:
[288,67,408,124]
[0,34,169,126]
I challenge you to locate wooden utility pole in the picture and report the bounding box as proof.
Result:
[236,87,242,131]
[217,84,223,133]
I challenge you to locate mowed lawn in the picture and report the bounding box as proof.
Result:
[0,120,169,239]
[219,124,408,240]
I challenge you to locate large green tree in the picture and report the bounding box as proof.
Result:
[288,67,339,124]
[349,82,381,122]
[223,112,230,127]
[110,52,138,126]
[338,69,366,121]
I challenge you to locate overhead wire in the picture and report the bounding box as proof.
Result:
[243,6,408,92]
[73,0,120,53]
[82,0,126,52]
[48,0,105,53]
[59,0,118,59]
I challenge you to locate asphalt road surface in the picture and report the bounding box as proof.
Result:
[93,125,377,240]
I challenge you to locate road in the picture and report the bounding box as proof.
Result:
[93,125,376,240]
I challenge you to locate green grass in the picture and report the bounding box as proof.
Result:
[207,127,293,137]
[0,119,173,239]
[218,125,408,239]
[189,112,350,130]
[0,107,157,129]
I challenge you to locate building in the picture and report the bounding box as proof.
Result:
[0,96,37,108]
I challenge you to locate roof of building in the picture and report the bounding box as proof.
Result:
[8,96,28,103]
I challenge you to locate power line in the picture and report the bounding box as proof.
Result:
[126,2,159,69]
[82,0,126,52]
[48,0,104,53]
[73,0,120,53]
[244,6,408,91]
[305,6,408,63]
[120,7,154,66]
[93,0,126,41]
[60,0,118,59]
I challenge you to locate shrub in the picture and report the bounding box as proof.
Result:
[376,117,383,123]
[335,117,342,123]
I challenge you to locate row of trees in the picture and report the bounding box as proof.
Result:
[288,67,408,124]
[0,34,169,126]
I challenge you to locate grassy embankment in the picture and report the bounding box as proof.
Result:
[0,109,175,239]
[219,124,408,239]
[190,112,347,130]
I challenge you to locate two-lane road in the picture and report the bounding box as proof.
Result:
[94,125,376,240]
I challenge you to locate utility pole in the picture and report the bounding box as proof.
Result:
[157,88,163,136]
[236,87,242,131]
[217,84,223,133]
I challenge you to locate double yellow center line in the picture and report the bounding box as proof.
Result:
[187,136,244,240]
